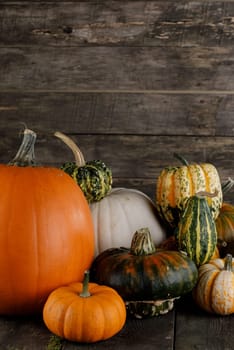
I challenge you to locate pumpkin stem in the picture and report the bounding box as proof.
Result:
[222,178,234,194]
[130,228,156,256]
[8,128,37,167]
[173,153,189,166]
[80,270,91,298]
[224,254,233,272]
[195,189,218,199]
[54,131,86,167]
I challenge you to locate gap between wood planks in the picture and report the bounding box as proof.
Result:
[1,89,234,94]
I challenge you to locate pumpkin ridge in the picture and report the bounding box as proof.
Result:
[91,231,198,306]
[192,254,234,315]
[156,157,223,228]
[186,165,194,198]
[177,194,217,266]
[0,129,95,315]
[200,164,210,194]
[205,270,220,313]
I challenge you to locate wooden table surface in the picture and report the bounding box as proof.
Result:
[0,294,233,350]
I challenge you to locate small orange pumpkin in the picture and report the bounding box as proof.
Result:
[43,271,126,343]
[193,254,234,315]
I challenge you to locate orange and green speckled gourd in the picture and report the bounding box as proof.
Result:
[156,153,223,228]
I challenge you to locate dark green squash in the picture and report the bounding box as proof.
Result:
[90,227,198,318]
[54,131,112,203]
[176,191,218,266]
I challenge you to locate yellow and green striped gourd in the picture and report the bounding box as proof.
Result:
[156,153,223,228]
[176,191,218,266]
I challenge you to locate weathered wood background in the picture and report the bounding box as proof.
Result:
[1,1,234,349]
[1,0,234,203]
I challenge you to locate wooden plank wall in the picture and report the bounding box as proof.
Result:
[1,0,234,203]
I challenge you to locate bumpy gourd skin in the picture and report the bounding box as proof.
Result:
[156,160,223,228]
[91,248,198,301]
[176,194,218,266]
[54,131,112,203]
[61,160,112,203]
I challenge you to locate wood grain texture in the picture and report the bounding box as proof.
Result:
[1,46,234,91]
[0,311,175,350]
[63,313,175,349]
[0,132,233,197]
[0,316,51,349]
[0,92,234,136]
[1,133,233,176]
[175,294,234,350]
[1,92,234,136]
[1,1,234,48]
[0,1,234,349]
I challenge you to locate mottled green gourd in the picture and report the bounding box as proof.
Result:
[176,190,218,266]
[90,227,198,318]
[54,132,112,203]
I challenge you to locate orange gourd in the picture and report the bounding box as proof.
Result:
[0,128,95,314]
[216,202,234,242]
[193,254,234,315]
[215,178,234,257]
[215,178,234,243]
[43,271,126,343]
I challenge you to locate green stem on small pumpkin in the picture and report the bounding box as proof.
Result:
[8,128,37,167]
[221,177,234,194]
[173,153,189,166]
[130,228,156,256]
[224,254,233,272]
[79,270,91,298]
[54,131,85,167]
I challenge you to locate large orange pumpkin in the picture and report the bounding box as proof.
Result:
[0,128,95,315]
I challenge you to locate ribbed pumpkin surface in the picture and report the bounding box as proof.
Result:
[43,279,126,342]
[176,195,217,266]
[90,248,198,301]
[215,202,234,242]
[90,188,166,257]
[156,163,222,228]
[0,166,95,314]
[193,255,234,315]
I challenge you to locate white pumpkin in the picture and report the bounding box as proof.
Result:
[90,187,166,256]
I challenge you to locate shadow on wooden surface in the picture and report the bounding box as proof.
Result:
[0,308,175,350]
[0,295,234,349]
[175,294,234,350]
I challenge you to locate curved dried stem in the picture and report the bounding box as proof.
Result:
[9,128,36,166]
[195,189,218,199]
[54,131,85,167]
